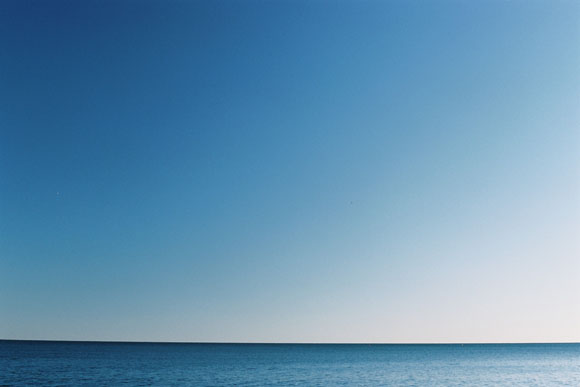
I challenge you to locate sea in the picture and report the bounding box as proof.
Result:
[1,341,579,386]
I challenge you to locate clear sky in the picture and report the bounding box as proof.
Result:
[1,0,579,343]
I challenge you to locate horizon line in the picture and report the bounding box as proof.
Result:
[2,339,578,345]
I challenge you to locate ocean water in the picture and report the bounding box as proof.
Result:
[1,341,579,386]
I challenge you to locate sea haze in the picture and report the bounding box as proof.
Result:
[1,341,579,386]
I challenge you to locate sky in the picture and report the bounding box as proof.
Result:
[0,0,579,343]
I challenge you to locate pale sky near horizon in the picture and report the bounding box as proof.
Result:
[1,0,579,343]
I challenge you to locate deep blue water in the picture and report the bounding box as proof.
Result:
[1,341,579,386]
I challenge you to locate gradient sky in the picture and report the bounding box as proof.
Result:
[1,0,579,343]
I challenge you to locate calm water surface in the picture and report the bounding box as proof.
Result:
[1,341,579,386]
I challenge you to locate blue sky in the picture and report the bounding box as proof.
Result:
[1,0,579,343]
